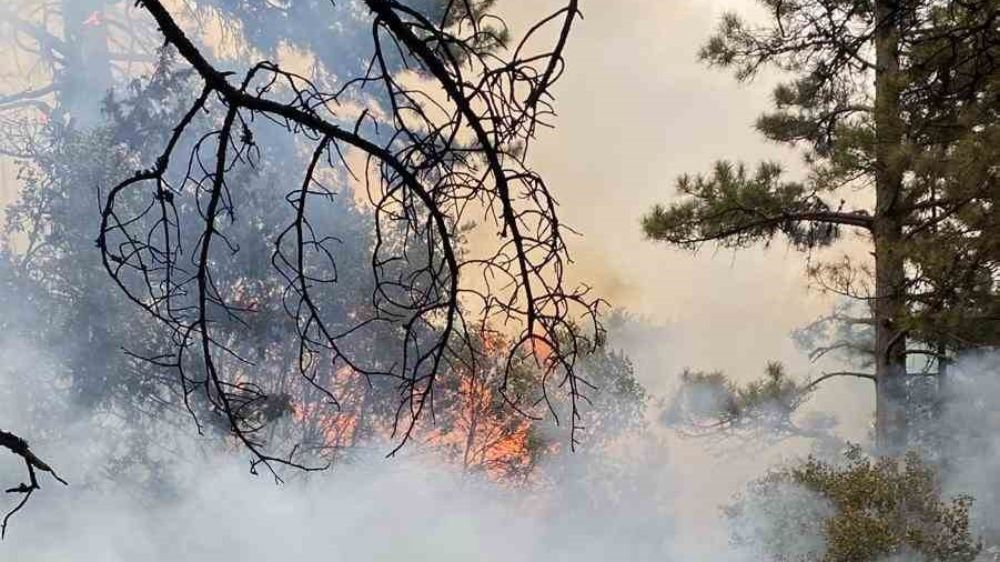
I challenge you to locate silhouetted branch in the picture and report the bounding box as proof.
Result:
[98,0,598,472]
[803,371,876,392]
[0,429,68,539]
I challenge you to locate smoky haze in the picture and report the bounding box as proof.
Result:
[500,0,872,435]
[1,0,989,561]
[5,322,999,561]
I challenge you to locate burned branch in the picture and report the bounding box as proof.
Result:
[97,0,599,472]
[0,429,67,539]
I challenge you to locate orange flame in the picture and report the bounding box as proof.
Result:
[529,332,554,368]
[292,365,366,450]
[287,330,553,482]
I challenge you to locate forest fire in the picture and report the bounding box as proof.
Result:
[420,364,539,481]
[291,366,366,453]
[7,0,998,559]
[527,332,554,368]
[287,334,548,483]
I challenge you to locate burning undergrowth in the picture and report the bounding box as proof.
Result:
[247,328,647,485]
[0,318,677,562]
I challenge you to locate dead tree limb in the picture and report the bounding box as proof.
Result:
[0,429,67,539]
[98,0,600,473]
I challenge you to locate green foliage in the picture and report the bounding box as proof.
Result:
[435,0,510,54]
[665,361,814,436]
[0,54,388,485]
[643,0,1000,347]
[728,448,982,561]
[644,0,1000,453]
[642,161,851,251]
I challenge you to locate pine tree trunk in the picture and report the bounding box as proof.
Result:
[873,0,909,454]
[59,0,112,127]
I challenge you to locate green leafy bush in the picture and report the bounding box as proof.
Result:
[727,448,981,561]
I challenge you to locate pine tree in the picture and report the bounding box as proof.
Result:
[643,0,1000,452]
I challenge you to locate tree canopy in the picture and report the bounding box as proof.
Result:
[644,0,1000,452]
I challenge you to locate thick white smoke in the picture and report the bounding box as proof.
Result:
[939,352,1000,555]
[0,311,775,562]
[2,427,689,561]
[7,310,999,561]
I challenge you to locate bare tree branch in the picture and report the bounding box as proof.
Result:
[98,0,599,472]
[0,429,67,539]
[803,371,876,392]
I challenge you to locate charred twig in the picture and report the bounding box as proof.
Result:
[0,429,68,539]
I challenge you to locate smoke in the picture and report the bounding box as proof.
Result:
[938,352,1000,551]
[5,270,997,562]
[727,480,834,561]
[3,2,997,561]
[0,397,686,561]
[0,306,778,562]
[9,454,539,561]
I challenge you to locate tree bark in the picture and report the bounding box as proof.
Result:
[873,0,909,454]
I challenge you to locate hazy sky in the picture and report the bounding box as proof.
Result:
[492,0,876,539]
[499,0,871,417]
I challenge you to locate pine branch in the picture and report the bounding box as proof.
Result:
[803,371,876,392]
